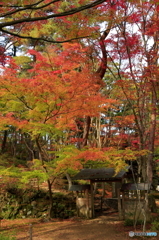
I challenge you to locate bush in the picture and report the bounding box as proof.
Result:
[151,220,159,231]
[124,218,143,226]
[1,188,76,219]
[0,233,16,240]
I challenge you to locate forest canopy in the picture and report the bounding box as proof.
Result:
[0,0,159,190]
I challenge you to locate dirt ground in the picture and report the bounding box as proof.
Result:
[1,213,158,240]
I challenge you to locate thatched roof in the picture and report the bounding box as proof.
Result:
[73,168,128,182]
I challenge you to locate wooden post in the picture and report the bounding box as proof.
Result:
[76,195,79,217]
[117,188,122,220]
[85,189,89,218]
[100,182,105,212]
[113,182,122,198]
[122,191,125,220]
[29,223,33,240]
[102,182,106,197]
[90,180,94,218]
[100,196,103,212]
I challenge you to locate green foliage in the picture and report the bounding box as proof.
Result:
[0,0,158,194]
[50,192,76,219]
[0,165,21,179]
[124,218,143,226]
[0,153,27,168]
[0,233,16,240]
[20,169,48,185]
[1,187,76,219]
[151,220,159,231]
[6,100,24,112]
[53,192,66,198]
[13,56,32,66]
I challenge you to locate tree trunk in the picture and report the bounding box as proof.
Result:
[81,21,113,148]
[147,86,157,183]
[36,136,54,219]
[47,179,54,219]
[1,130,7,153]
[65,172,72,190]
[82,116,91,147]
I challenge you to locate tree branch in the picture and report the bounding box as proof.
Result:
[96,19,114,79]
[2,28,91,43]
[0,0,60,18]
[0,0,44,8]
[0,0,106,28]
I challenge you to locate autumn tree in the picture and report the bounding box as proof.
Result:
[85,0,159,185]
[0,0,106,44]
[0,41,112,216]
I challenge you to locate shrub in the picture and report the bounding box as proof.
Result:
[124,218,143,226]
[0,233,16,240]
[151,220,159,231]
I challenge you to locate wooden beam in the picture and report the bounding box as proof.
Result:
[91,179,122,183]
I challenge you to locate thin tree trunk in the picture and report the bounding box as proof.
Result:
[81,20,114,147]
[36,136,54,219]
[147,86,157,183]
[24,134,35,160]
[47,179,54,219]
[1,130,7,153]
[82,116,91,147]
[65,172,72,190]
